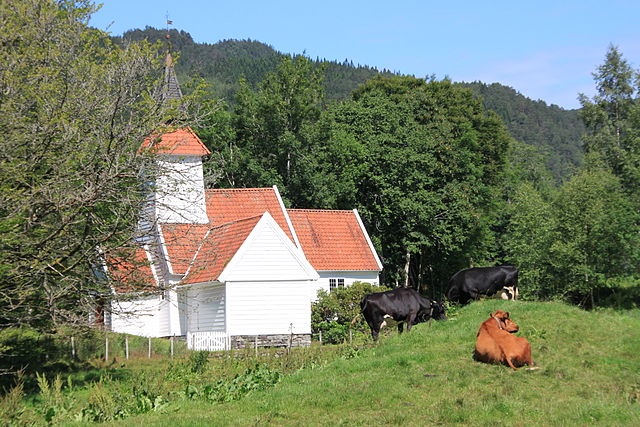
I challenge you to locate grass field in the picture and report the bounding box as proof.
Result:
[108,300,640,426]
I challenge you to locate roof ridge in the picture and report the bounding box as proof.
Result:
[206,214,263,230]
[205,188,275,193]
[288,209,354,213]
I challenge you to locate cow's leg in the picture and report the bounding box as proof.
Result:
[523,342,534,367]
[405,311,417,333]
[397,322,404,334]
[364,315,382,342]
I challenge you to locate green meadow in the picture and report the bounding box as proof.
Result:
[110,300,640,426]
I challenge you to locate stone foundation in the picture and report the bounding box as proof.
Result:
[231,334,311,350]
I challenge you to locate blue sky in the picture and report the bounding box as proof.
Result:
[91,0,640,109]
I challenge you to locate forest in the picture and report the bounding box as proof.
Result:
[1,0,639,335]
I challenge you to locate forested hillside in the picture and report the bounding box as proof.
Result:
[118,27,584,182]
[118,27,393,102]
[461,82,584,180]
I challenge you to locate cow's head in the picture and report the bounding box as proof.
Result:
[501,286,516,300]
[415,300,447,323]
[490,310,519,333]
[430,300,447,320]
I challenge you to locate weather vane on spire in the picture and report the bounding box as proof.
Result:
[165,12,173,40]
[164,12,173,55]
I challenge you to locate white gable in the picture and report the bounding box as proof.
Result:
[218,212,319,283]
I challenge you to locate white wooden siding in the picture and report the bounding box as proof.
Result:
[312,271,380,300]
[155,156,208,224]
[184,283,225,332]
[227,281,311,335]
[110,295,168,337]
[221,219,317,282]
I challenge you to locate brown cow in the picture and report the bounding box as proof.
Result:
[473,310,534,370]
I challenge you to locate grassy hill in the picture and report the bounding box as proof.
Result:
[117,300,640,426]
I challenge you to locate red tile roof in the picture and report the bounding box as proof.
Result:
[141,127,210,156]
[107,246,157,292]
[160,223,210,275]
[184,216,261,284]
[205,188,295,243]
[288,209,381,271]
[160,217,261,284]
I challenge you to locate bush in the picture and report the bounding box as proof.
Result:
[311,281,389,344]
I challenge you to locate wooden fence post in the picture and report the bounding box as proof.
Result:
[125,336,129,360]
[170,336,174,358]
[71,336,76,360]
[105,336,109,362]
[254,335,258,358]
[349,329,353,345]
[148,337,151,359]
[288,323,293,354]
[319,330,322,345]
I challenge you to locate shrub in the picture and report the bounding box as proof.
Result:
[311,281,389,343]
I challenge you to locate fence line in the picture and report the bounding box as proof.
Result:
[187,331,230,351]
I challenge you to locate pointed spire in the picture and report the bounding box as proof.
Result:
[161,52,183,102]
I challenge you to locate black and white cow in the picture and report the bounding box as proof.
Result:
[446,266,519,305]
[360,288,447,341]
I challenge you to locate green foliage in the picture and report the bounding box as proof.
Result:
[36,373,70,423]
[188,351,209,374]
[462,82,584,182]
[579,45,640,197]
[0,328,54,375]
[118,28,394,103]
[0,0,196,330]
[202,364,281,403]
[0,375,26,425]
[550,166,639,301]
[503,166,640,304]
[314,77,511,290]
[203,55,326,207]
[311,282,389,343]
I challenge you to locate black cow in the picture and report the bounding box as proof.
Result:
[446,266,519,305]
[360,288,447,341]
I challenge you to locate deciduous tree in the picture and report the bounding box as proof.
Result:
[0,0,193,329]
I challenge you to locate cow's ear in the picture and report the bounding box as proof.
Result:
[505,312,510,318]
[489,312,494,318]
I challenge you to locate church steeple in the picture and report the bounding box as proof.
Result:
[161,53,183,102]
[138,30,210,225]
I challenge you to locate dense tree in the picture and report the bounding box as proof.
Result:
[0,0,193,329]
[579,45,640,196]
[201,55,325,206]
[313,77,511,293]
[462,82,584,182]
[502,182,556,299]
[550,165,639,305]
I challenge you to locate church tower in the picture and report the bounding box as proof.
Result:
[141,53,210,225]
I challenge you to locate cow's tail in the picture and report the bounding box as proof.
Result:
[352,296,368,326]
[350,313,361,327]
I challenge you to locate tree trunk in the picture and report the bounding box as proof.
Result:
[404,250,410,288]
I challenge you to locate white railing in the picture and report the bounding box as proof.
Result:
[187,330,230,351]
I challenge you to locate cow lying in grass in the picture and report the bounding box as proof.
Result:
[473,310,536,370]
